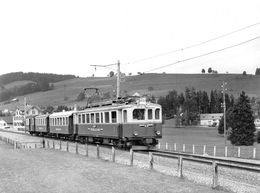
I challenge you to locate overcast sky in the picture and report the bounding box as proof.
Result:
[0,0,260,77]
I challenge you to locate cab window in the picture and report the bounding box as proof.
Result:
[95,113,100,123]
[155,108,160,120]
[91,113,94,123]
[133,109,145,120]
[148,109,153,120]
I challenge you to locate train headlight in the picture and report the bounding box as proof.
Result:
[133,131,138,136]
[155,130,161,135]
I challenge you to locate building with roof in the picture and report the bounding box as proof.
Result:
[200,113,223,127]
[13,105,42,130]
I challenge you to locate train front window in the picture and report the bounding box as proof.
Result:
[105,112,110,123]
[155,108,160,120]
[82,114,86,124]
[133,109,145,120]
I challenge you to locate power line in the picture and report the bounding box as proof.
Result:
[144,36,260,73]
[127,22,260,64]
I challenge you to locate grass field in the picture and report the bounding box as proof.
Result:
[160,126,260,159]
[0,141,228,193]
[1,73,259,110]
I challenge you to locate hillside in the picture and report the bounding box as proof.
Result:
[0,73,259,110]
[0,72,76,102]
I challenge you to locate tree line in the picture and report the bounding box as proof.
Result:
[157,88,235,125]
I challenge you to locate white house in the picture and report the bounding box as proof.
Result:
[255,117,260,129]
[200,113,223,127]
[13,105,42,130]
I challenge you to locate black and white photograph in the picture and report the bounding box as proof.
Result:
[0,0,259,192]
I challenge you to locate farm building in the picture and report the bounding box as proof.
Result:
[0,116,12,129]
[13,105,42,130]
[200,113,223,127]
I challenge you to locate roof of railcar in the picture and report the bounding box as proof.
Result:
[35,114,49,119]
[49,110,75,118]
[76,102,161,114]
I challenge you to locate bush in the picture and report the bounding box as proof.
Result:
[257,131,260,143]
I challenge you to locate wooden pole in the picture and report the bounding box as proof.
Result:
[76,142,78,154]
[213,146,216,157]
[178,156,183,178]
[225,146,228,157]
[97,144,100,158]
[149,152,153,170]
[130,148,134,166]
[60,140,62,150]
[192,144,195,154]
[212,161,218,189]
[174,143,177,151]
[203,145,206,155]
[67,141,69,152]
[112,146,115,162]
[85,144,88,157]
[253,148,256,159]
[182,144,185,152]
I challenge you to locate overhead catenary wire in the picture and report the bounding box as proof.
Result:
[127,22,260,65]
[144,36,260,73]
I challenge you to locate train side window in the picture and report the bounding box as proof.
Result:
[148,109,153,120]
[105,112,110,123]
[78,115,81,124]
[155,108,160,120]
[100,113,103,123]
[82,114,86,124]
[65,117,68,125]
[63,117,65,125]
[133,109,145,120]
[86,114,90,123]
[111,111,117,123]
[123,110,127,123]
[91,113,94,123]
[96,113,100,123]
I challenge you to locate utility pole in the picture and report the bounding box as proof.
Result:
[116,60,120,99]
[221,81,227,146]
[24,97,27,134]
[90,60,121,99]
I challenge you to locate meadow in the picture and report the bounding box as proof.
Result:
[160,126,260,159]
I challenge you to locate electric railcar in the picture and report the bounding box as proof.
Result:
[26,98,162,147]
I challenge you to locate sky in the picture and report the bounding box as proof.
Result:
[0,0,260,77]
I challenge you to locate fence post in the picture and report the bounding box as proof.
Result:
[165,143,168,150]
[85,144,88,157]
[76,142,78,154]
[192,144,195,154]
[129,148,134,166]
[203,145,206,155]
[59,140,62,150]
[97,144,100,158]
[212,161,218,189]
[42,139,45,148]
[238,147,241,158]
[225,146,227,157]
[149,152,153,170]
[67,141,69,152]
[253,148,256,159]
[174,143,177,151]
[112,146,115,162]
[178,156,183,178]
[213,146,216,157]
[14,141,17,149]
[182,144,185,152]
[35,143,37,149]
[53,141,55,149]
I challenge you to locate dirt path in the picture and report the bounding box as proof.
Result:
[0,142,229,193]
